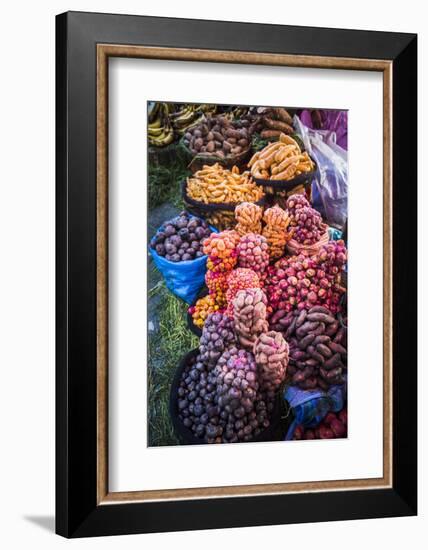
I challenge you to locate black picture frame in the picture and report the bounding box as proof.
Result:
[56,11,417,538]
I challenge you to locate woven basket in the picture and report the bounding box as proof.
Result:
[179,136,253,174]
[181,180,266,230]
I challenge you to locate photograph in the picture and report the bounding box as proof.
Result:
[147,102,348,446]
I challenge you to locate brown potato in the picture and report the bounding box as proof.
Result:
[194,137,203,150]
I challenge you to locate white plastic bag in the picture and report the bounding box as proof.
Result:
[294,115,348,229]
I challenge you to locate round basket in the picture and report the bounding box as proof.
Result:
[179,137,253,174]
[286,225,330,256]
[182,180,266,230]
[169,349,284,445]
[252,156,318,209]
[252,162,317,190]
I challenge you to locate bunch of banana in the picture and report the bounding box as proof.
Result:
[199,104,217,115]
[148,103,174,147]
[170,104,205,135]
[231,106,250,120]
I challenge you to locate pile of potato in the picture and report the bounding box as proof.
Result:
[149,211,211,262]
[198,312,236,367]
[234,202,263,236]
[279,306,347,391]
[266,240,347,315]
[293,409,348,440]
[186,164,264,205]
[249,134,314,181]
[189,294,221,329]
[203,230,240,272]
[183,115,251,159]
[236,233,270,278]
[233,288,269,351]
[225,268,261,316]
[262,205,293,259]
[254,107,294,139]
[254,331,289,394]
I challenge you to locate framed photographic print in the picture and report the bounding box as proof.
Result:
[56,11,417,538]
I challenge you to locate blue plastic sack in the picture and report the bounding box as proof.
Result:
[284,381,347,441]
[150,219,217,304]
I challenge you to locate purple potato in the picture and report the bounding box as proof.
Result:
[155,244,165,255]
[164,224,176,236]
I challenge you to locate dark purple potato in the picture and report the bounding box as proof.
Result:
[178,399,188,410]
[186,248,195,257]
[180,242,190,250]
[191,241,200,250]
[155,231,166,243]
[176,216,188,229]
[194,404,204,417]
[164,243,177,255]
[182,253,192,261]
[187,219,199,231]
[169,235,182,247]
[170,253,180,262]
[195,250,204,258]
[234,406,246,419]
[164,224,176,237]
[206,424,218,439]
[188,232,196,242]
[178,227,190,240]
[155,244,165,256]
[165,254,172,261]
[194,227,206,240]
[195,424,205,437]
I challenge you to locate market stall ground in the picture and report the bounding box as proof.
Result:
[147,102,348,447]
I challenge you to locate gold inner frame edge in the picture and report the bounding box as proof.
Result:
[96,44,393,504]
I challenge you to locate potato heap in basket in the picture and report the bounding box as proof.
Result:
[249,133,314,181]
[186,164,264,205]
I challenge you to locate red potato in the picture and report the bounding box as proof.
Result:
[305,429,315,440]
[324,412,337,426]
[293,408,347,441]
[338,409,348,425]
[330,418,347,438]
[319,425,334,439]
